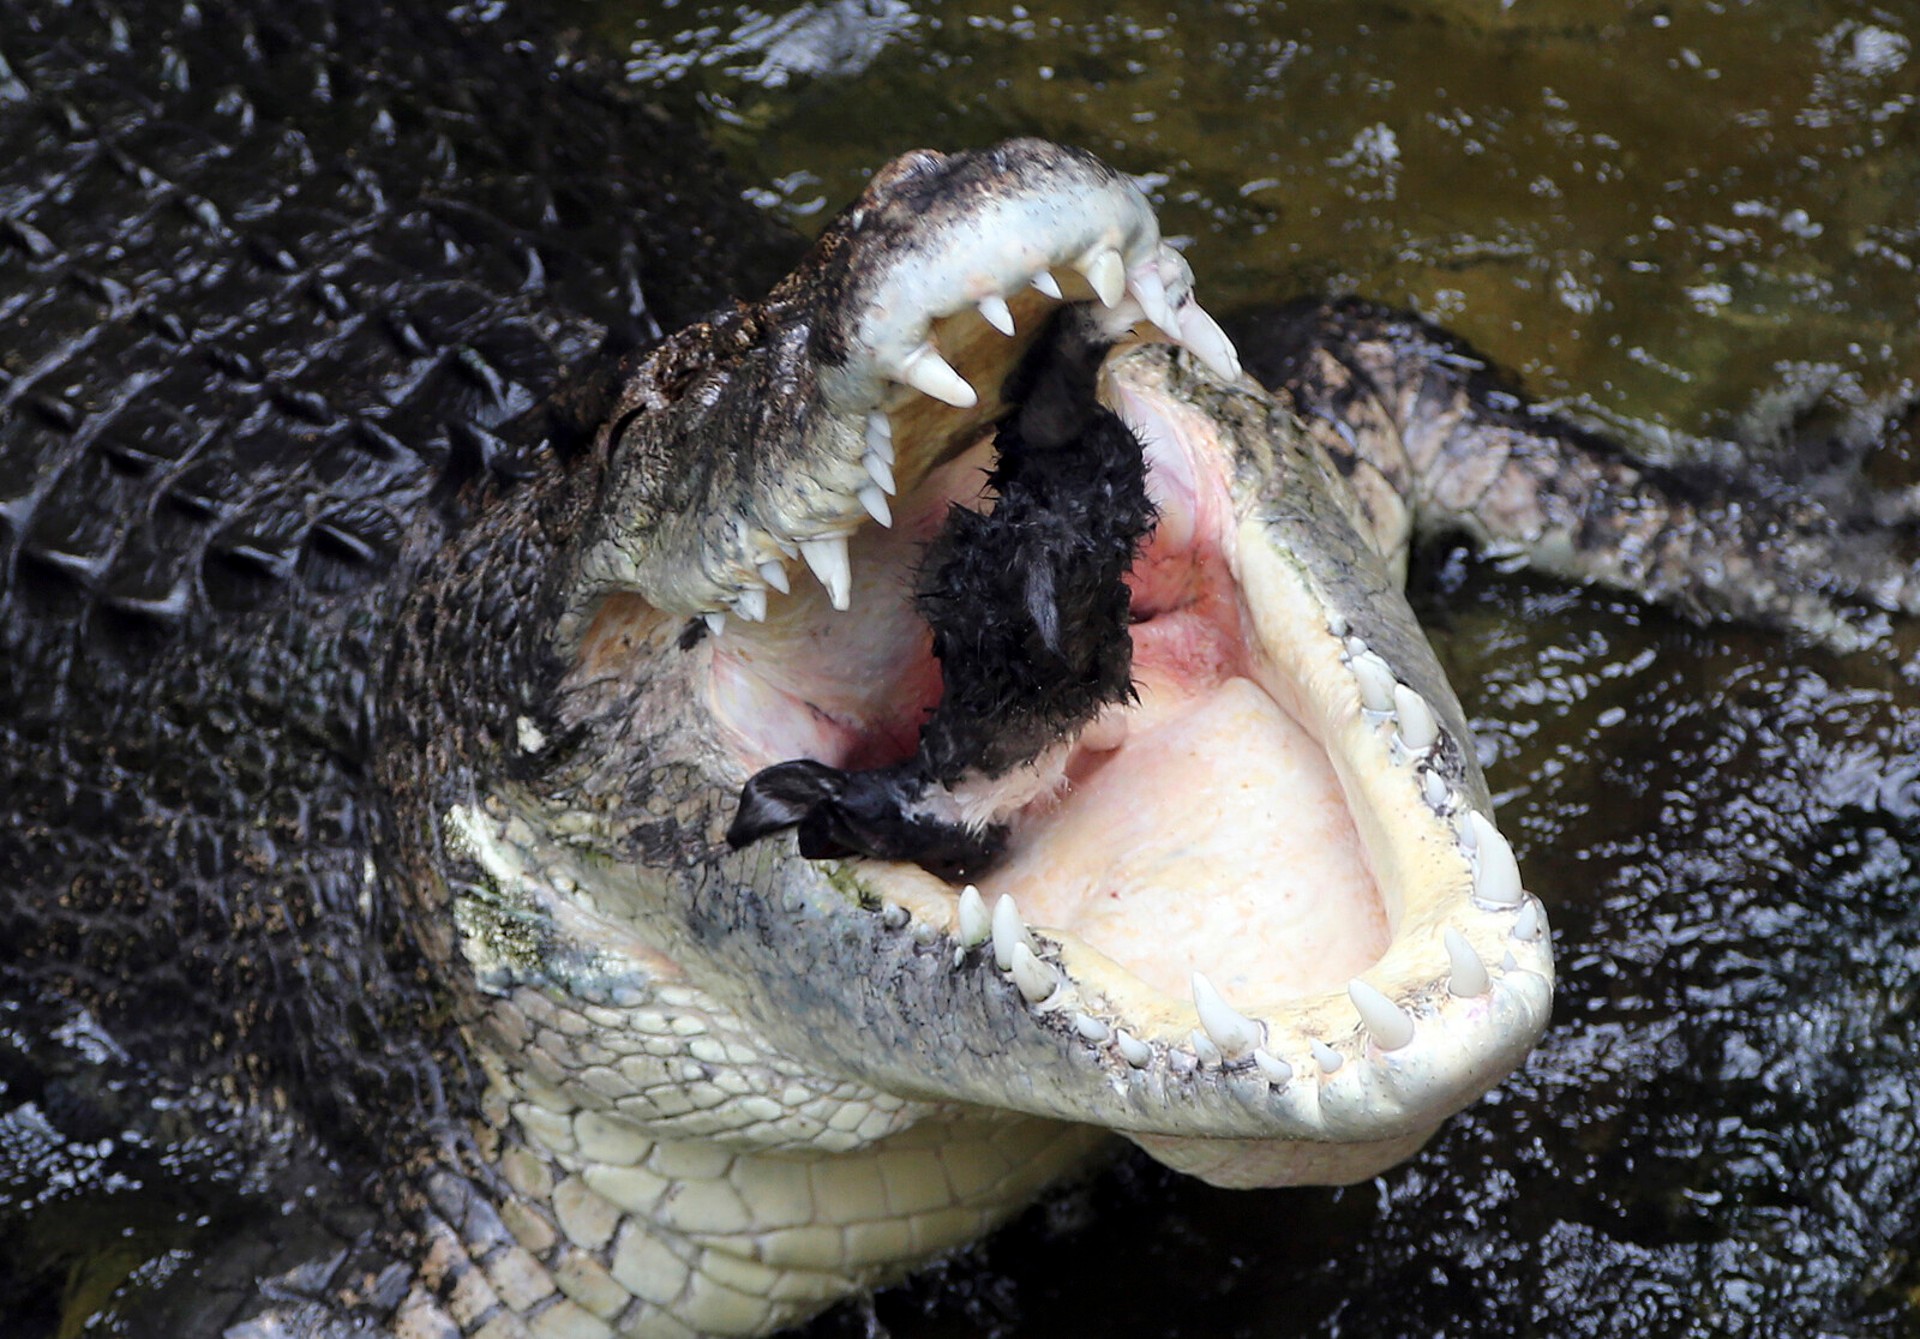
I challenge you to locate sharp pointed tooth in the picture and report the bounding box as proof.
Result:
[865,411,894,464]
[864,451,895,495]
[1191,972,1263,1059]
[1469,813,1523,906]
[1515,898,1544,941]
[897,342,976,408]
[800,536,853,610]
[977,293,1015,336]
[1073,1012,1110,1043]
[1423,769,1449,809]
[757,560,790,594]
[1457,810,1480,852]
[1077,246,1126,308]
[1311,1040,1343,1074]
[775,538,799,559]
[1351,651,1398,713]
[858,483,893,527]
[1444,927,1490,997]
[1031,269,1064,300]
[1114,1029,1151,1067]
[1009,942,1058,1004]
[1393,684,1439,752]
[1502,949,1519,972]
[1176,301,1242,381]
[1253,1048,1293,1085]
[1189,1030,1223,1068]
[1348,979,1415,1051]
[703,611,727,637]
[1127,263,1180,338]
[733,586,767,622]
[880,903,911,931]
[956,885,990,948]
[991,894,1027,971]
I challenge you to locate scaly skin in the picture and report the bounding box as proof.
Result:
[3,4,1915,1337]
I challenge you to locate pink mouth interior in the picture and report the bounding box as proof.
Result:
[709,404,1390,1005]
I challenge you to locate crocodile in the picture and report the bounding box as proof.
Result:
[5,4,1918,1337]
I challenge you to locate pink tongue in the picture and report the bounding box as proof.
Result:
[982,675,1390,1002]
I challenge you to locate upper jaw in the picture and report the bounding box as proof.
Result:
[559,139,1237,636]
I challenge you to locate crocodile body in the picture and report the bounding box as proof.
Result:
[4,4,1916,1337]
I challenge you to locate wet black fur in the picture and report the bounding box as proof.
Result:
[916,308,1157,782]
[730,310,1157,874]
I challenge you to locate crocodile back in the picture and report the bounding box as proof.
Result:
[0,0,791,1203]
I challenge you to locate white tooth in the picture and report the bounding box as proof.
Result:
[1176,302,1242,381]
[1502,949,1519,972]
[1345,634,1369,658]
[1253,1048,1293,1085]
[1393,684,1439,752]
[897,342,977,408]
[733,587,767,622]
[1515,898,1544,941]
[880,903,910,930]
[1030,269,1064,300]
[1351,651,1398,713]
[1423,769,1449,809]
[1191,972,1263,1058]
[1168,1049,1197,1077]
[1444,927,1490,997]
[1311,1040,1344,1074]
[757,560,790,594]
[1077,246,1127,308]
[858,483,893,528]
[956,885,990,947]
[1328,612,1350,638]
[1073,1013,1110,1043]
[1469,813,1524,906]
[1457,810,1480,852]
[865,411,894,464]
[991,894,1027,972]
[977,293,1015,336]
[1189,1030,1224,1068]
[1348,979,1415,1051]
[1115,1030,1151,1067]
[703,611,727,637]
[800,537,853,611]
[775,538,800,559]
[1127,263,1180,338]
[913,919,940,946]
[1009,942,1058,1004]
[864,450,895,495]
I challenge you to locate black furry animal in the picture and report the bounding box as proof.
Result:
[729,310,1157,874]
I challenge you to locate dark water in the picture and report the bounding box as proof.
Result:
[588,3,1920,1335]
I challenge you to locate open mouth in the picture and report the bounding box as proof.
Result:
[585,142,1554,1186]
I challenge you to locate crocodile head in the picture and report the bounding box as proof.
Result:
[396,140,1553,1327]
